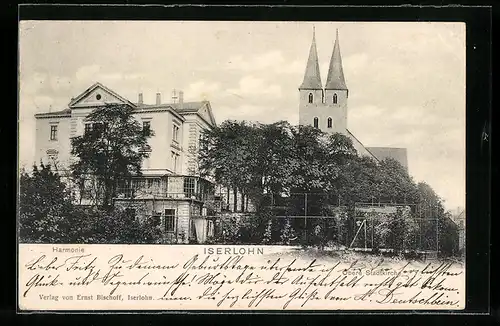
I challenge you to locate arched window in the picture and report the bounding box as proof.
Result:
[333,93,338,104]
[313,117,319,128]
[308,93,313,103]
[327,117,333,128]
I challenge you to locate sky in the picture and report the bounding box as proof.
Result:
[18,21,466,211]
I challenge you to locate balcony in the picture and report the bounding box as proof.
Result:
[115,175,215,202]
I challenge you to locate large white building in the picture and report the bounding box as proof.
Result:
[34,82,218,244]
[298,29,408,171]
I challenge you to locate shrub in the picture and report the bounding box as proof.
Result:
[262,219,272,244]
[280,218,297,245]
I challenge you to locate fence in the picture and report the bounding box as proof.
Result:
[214,213,440,254]
[210,192,462,257]
[94,189,461,257]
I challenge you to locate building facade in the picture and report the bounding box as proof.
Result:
[34,82,218,244]
[298,29,409,171]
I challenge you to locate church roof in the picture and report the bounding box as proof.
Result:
[325,29,348,90]
[299,28,323,90]
[365,147,409,171]
[346,129,380,162]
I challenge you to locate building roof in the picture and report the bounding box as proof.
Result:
[170,101,207,113]
[136,101,204,111]
[34,108,71,118]
[365,147,409,171]
[34,82,217,126]
[325,29,348,90]
[136,100,216,126]
[299,28,323,90]
[68,82,137,108]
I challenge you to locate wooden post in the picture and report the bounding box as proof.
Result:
[233,188,238,212]
[371,215,374,250]
[364,218,367,250]
[436,214,439,256]
[349,219,365,248]
[304,193,308,244]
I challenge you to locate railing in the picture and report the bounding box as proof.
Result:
[115,189,215,202]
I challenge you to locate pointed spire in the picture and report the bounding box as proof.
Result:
[299,26,323,90]
[325,28,348,90]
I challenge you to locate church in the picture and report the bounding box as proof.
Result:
[298,29,408,171]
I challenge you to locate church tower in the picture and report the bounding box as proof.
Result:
[299,28,348,135]
[298,27,324,127]
[324,29,348,133]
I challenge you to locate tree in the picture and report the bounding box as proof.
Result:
[253,121,296,195]
[417,182,446,218]
[335,155,380,207]
[288,125,338,193]
[200,120,257,210]
[416,182,457,256]
[199,120,296,211]
[19,163,76,243]
[378,158,419,205]
[437,212,460,257]
[70,104,153,208]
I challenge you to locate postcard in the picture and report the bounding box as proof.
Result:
[18,20,466,311]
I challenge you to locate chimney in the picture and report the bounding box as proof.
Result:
[138,93,143,105]
[156,92,161,105]
[178,91,184,110]
[171,89,178,104]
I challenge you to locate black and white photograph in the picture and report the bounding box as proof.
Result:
[17,20,469,311]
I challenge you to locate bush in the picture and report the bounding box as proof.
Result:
[373,208,419,254]
[438,216,460,258]
[19,164,76,243]
[280,218,297,245]
[262,219,272,244]
[213,213,250,244]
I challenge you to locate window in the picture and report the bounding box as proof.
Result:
[327,117,333,128]
[171,151,179,172]
[333,93,338,104]
[308,93,313,103]
[142,121,151,135]
[131,179,146,196]
[96,94,102,100]
[164,209,176,232]
[84,123,93,134]
[190,218,196,238]
[50,125,58,140]
[172,125,180,142]
[208,220,214,237]
[146,178,160,190]
[184,177,196,198]
[313,117,319,128]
